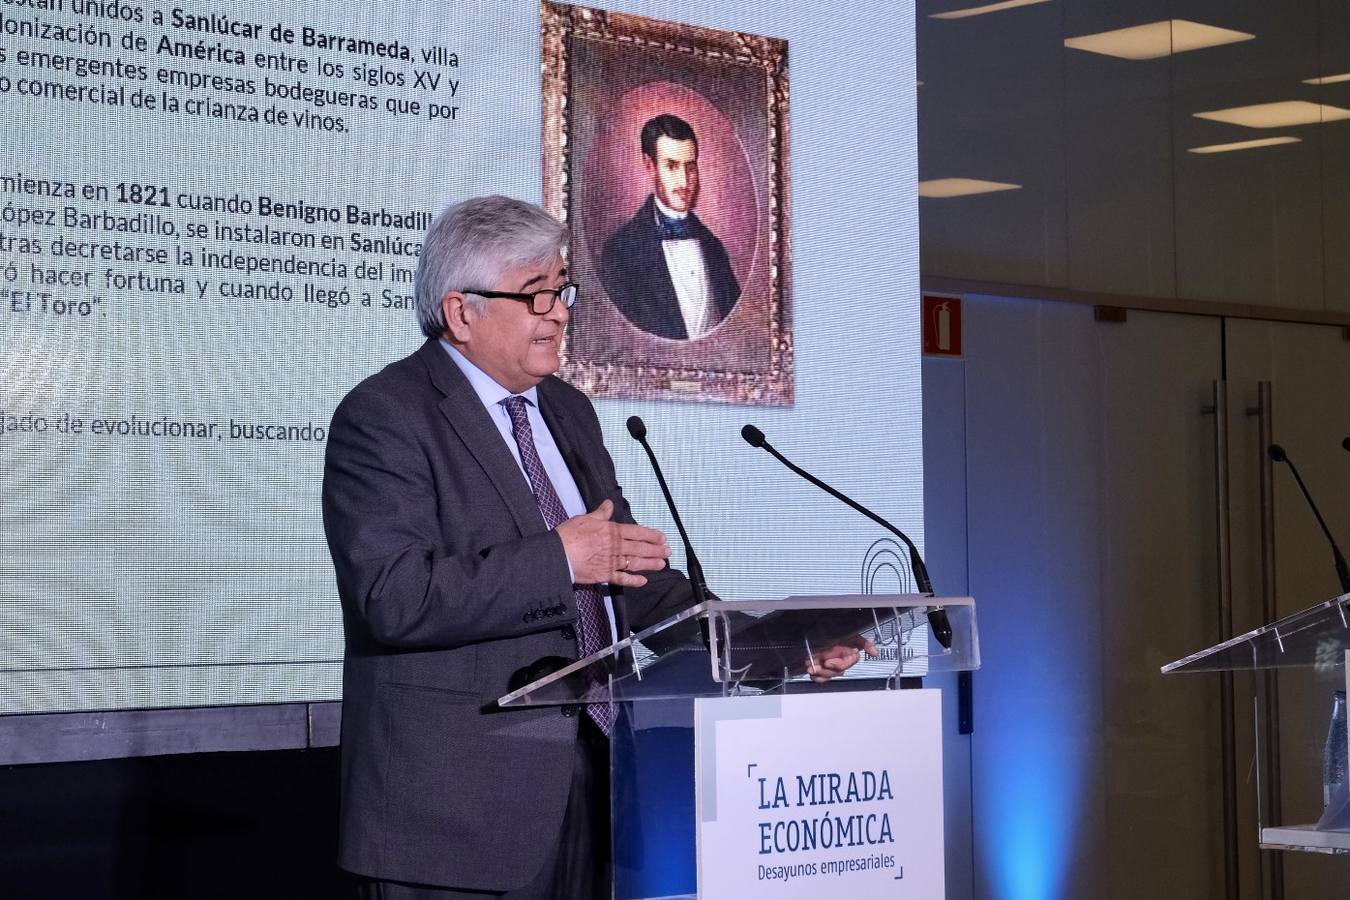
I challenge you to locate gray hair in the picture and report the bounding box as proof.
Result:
[414,196,569,338]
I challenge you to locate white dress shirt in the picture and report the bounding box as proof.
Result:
[654,196,714,339]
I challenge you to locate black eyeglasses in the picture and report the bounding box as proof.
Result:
[467,282,579,315]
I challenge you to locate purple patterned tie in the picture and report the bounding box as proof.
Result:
[501,396,614,735]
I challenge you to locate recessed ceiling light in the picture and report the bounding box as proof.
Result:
[929,0,1051,20]
[919,178,1022,198]
[1304,73,1350,85]
[1064,19,1254,60]
[1188,136,1302,154]
[1193,101,1350,128]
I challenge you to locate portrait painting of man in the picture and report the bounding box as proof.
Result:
[599,114,741,341]
[542,3,793,406]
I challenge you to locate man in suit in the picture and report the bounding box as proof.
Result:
[324,196,866,898]
[323,196,693,898]
[599,114,741,341]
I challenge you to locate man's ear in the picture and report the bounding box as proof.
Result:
[441,290,476,343]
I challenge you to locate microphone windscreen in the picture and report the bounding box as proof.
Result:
[626,415,647,440]
[1343,437,1350,453]
[1267,443,1287,462]
[741,424,766,448]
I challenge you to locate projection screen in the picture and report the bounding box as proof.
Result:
[0,0,922,733]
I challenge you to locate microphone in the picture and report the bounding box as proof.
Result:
[1342,438,1350,454]
[740,424,953,649]
[1268,443,1350,595]
[626,416,709,608]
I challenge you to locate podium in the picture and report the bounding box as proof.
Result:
[1163,592,1350,855]
[499,594,980,899]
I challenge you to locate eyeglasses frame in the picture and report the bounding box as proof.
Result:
[464,282,579,315]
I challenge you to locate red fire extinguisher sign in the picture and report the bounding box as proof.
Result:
[922,294,963,357]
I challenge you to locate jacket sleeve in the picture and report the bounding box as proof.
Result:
[322,383,576,650]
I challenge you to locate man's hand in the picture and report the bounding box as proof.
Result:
[555,499,672,588]
[806,637,880,684]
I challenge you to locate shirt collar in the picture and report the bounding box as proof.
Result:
[439,339,539,409]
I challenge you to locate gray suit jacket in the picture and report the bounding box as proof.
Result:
[322,338,695,890]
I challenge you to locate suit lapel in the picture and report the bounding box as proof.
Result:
[415,340,546,536]
[539,380,640,644]
[538,380,600,510]
[637,197,689,340]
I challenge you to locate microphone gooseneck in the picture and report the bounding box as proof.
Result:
[1268,443,1350,595]
[741,425,953,649]
[626,417,708,606]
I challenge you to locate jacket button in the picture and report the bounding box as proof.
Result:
[560,624,576,641]
[561,705,577,718]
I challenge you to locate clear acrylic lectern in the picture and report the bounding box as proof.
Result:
[1163,592,1350,854]
[499,595,980,899]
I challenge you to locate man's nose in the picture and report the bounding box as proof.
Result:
[545,296,569,324]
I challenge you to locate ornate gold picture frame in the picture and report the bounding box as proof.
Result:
[543,2,793,406]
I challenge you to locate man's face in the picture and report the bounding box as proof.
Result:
[449,252,569,394]
[644,136,700,213]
